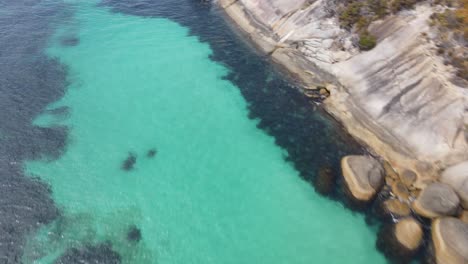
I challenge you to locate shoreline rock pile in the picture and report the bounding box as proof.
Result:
[341,155,468,263]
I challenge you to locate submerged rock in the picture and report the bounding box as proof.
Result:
[60,36,80,47]
[54,243,121,264]
[341,155,384,202]
[147,148,157,158]
[121,152,137,171]
[127,225,142,242]
[413,183,460,218]
[432,217,468,264]
[377,217,423,263]
[313,166,336,196]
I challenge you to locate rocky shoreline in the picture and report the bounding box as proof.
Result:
[216,0,468,262]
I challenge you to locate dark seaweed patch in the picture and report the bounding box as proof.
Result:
[146,148,157,158]
[54,242,121,264]
[0,1,71,261]
[121,152,137,171]
[45,106,70,116]
[126,225,142,242]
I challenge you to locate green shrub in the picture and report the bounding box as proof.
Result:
[359,32,377,50]
[339,2,363,29]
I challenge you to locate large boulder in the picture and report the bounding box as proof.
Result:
[440,161,468,209]
[395,218,424,251]
[341,155,384,201]
[413,183,460,218]
[432,217,468,264]
[376,217,423,262]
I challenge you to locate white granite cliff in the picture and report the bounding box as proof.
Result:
[218,0,468,183]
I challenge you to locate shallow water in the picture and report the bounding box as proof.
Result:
[2,0,386,263]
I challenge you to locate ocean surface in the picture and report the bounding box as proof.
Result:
[1,0,386,263]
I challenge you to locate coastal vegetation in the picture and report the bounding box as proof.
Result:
[430,0,468,80]
[338,0,468,70]
[338,0,425,50]
[358,31,377,50]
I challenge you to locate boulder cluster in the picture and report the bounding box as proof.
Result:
[341,156,468,264]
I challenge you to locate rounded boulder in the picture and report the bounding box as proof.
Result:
[376,217,423,262]
[440,161,468,209]
[413,183,460,218]
[432,217,468,264]
[341,155,384,202]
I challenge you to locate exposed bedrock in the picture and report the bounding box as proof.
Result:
[217,0,468,184]
[341,155,384,202]
[432,217,468,264]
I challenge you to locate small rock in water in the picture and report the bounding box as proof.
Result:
[147,148,157,158]
[121,152,136,171]
[127,225,142,242]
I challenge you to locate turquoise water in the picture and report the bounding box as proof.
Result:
[24,2,386,263]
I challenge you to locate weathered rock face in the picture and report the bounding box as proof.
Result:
[327,7,468,178]
[413,183,460,218]
[432,217,468,264]
[460,210,468,223]
[341,155,384,201]
[440,161,468,209]
[218,0,468,183]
